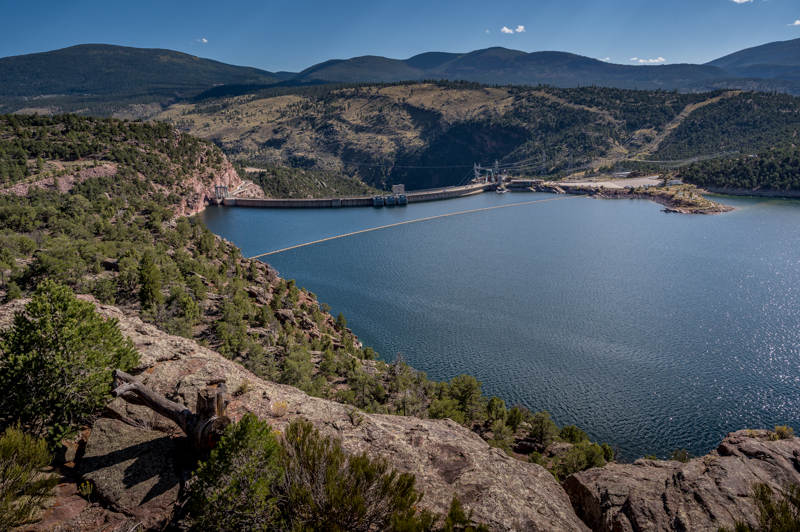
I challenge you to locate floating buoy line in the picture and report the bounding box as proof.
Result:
[248,195,581,259]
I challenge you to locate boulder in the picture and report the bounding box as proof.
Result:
[564,429,800,532]
[77,418,185,530]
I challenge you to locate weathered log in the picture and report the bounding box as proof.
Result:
[111,369,231,456]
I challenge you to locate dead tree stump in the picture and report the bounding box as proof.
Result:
[111,369,231,456]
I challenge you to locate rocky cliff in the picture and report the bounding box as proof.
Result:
[564,429,800,531]
[0,298,588,532]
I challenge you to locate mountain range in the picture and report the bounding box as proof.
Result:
[1,39,800,116]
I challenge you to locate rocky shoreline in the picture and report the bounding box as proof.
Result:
[583,187,736,214]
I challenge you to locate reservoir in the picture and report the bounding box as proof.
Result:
[200,192,800,460]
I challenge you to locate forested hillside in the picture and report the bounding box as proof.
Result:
[156,81,800,190]
[239,161,379,198]
[654,91,800,158]
[679,146,800,191]
[0,44,280,116]
[0,113,226,192]
[0,116,610,478]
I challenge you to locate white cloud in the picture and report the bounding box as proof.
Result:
[635,57,666,63]
[630,57,638,61]
[501,26,514,34]
[600,57,610,62]
[730,0,753,3]
[789,20,800,26]
[515,25,525,33]
[194,38,208,43]
[486,29,490,33]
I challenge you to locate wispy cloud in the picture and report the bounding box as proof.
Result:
[789,20,800,26]
[194,38,208,44]
[501,26,514,34]
[486,29,490,33]
[730,0,753,3]
[515,25,525,33]
[600,57,610,62]
[631,57,665,64]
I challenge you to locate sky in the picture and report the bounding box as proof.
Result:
[0,0,798,72]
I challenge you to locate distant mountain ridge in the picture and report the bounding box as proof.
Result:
[2,40,800,117]
[706,37,800,80]
[0,44,280,99]
[290,47,729,90]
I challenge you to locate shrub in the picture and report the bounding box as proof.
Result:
[528,411,559,449]
[505,406,524,433]
[559,425,589,444]
[271,401,288,418]
[3,282,22,303]
[669,448,691,463]
[0,427,59,530]
[0,280,138,440]
[555,441,608,478]
[719,483,800,532]
[487,420,514,455]
[774,426,795,440]
[440,494,490,532]
[189,413,283,532]
[277,418,436,531]
[428,398,466,425]
[486,397,506,424]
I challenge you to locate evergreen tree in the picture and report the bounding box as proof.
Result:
[138,252,163,308]
[0,280,138,439]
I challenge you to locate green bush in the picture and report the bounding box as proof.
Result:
[189,413,282,532]
[486,397,506,424]
[278,418,437,532]
[0,426,59,530]
[191,414,497,532]
[559,425,589,444]
[555,441,607,478]
[719,483,800,532]
[439,494,490,532]
[0,280,138,439]
[528,411,559,449]
[505,406,524,433]
[669,448,691,463]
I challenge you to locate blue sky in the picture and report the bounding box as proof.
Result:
[1,0,798,72]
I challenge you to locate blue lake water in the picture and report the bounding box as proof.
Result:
[200,192,800,460]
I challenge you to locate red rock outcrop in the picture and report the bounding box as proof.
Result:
[564,430,800,532]
[0,164,118,197]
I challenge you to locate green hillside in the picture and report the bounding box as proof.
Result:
[654,91,800,158]
[679,146,800,191]
[155,81,800,190]
[0,44,280,116]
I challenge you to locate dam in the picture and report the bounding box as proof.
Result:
[221,182,494,208]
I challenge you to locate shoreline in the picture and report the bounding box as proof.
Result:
[572,187,736,214]
[699,186,800,199]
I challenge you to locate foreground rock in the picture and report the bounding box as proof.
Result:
[0,298,587,532]
[564,429,800,532]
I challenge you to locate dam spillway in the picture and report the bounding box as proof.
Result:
[223,182,493,208]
